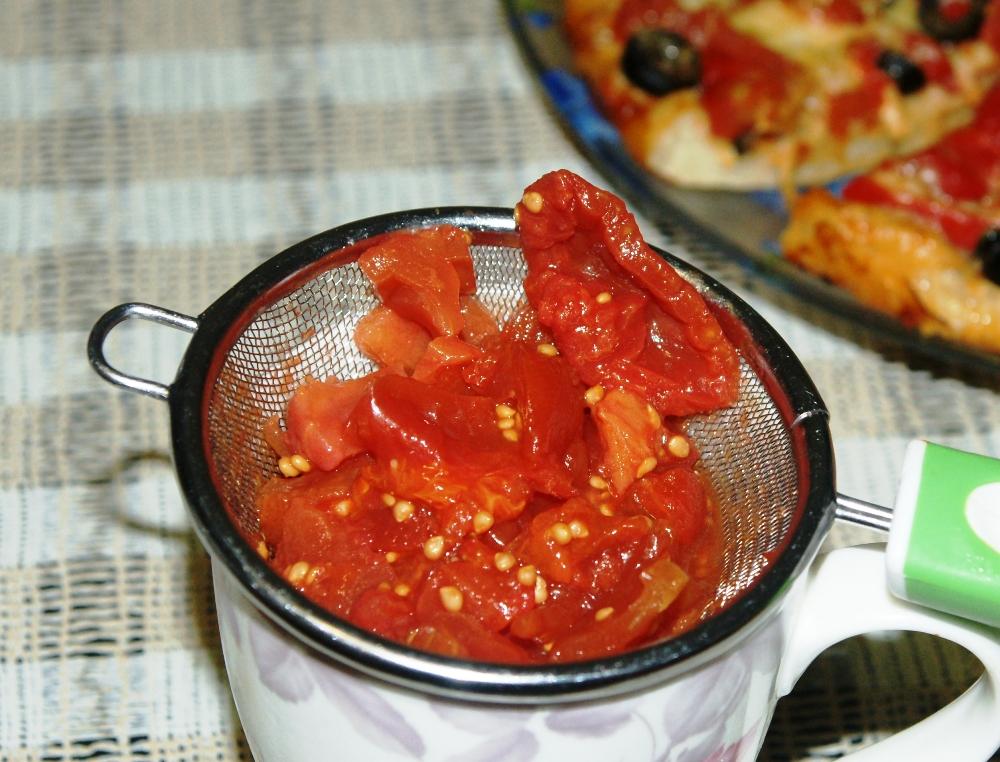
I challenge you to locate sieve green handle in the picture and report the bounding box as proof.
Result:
[886,440,1000,629]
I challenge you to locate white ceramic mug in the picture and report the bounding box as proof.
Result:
[211,543,1000,761]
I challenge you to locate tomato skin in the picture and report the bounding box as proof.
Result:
[358,227,469,336]
[411,336,482,385]
[517,170,739,416]
[354,306,431,374]
[285,374,380,471]
[622,467,707,558]
[352,374,517,472]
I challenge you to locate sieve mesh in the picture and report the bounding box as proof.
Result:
[206,235,800,611]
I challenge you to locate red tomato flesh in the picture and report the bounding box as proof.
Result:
[255,171,739,663]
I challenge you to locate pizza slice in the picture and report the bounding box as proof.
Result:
[781,82,1000,352]
[566,0,1000,189]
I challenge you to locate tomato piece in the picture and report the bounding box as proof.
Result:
[285,373,380,471]
[349,586,414,640]
[459,295,500,346]
[414,560,535,633]
[423,225,477,294]
[528,270,649,369]
[257,454,371,545]
[354,305,431,374]
[842,83,1000,249]
[516,170,740,416]
[269,504,337,567]
[411,336,482,384]
[613,1,802,141]
[621,467,707,558]
[307,547,393,619]
[509,498,653,586]
[828,39,886,139]
[352,374,519,472]
[358,227,468,336]
[405,612,537,663]
[699,17,804,141]
[591,388,664,495]
[902,32,954,89]
[984,0,1000,53]
[473,340,587,497]
[549,558,688,661]
[509,586,591,643]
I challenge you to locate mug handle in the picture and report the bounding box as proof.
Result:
[775,543,1000,761]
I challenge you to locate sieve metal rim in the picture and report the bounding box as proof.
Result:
[168,207,836,703]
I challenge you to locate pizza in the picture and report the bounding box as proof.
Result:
[781,82,1000,352]
[565,0,1000,190]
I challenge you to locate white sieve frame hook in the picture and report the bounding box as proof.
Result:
[87,302,199,401]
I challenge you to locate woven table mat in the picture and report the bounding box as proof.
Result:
[1,1,998,760]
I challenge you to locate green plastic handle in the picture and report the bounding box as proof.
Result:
[886,440,1000,629]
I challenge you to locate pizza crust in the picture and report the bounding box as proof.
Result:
[781,190,1000,351]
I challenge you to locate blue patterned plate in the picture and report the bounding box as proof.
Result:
[503,0,1000,375]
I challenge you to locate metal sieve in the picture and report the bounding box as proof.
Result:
[88,207,838,703]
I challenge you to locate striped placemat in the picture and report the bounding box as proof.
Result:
[1,1,997,759]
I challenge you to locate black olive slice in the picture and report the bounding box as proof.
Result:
[974,228,1000,285]
[622,28,700,96]
[877,50,927,95]
[918,0,986,42]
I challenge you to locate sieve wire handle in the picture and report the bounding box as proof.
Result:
[87,302,199,401]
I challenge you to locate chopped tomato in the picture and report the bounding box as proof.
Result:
[550,558,688,661]
[591,388,664,495]
[284,374,379,471]
[613,1,804,141]
[516,170,740,416]
[256,171,737,664]
[622,467,707,558]
[510,498,655,586]
[698,18,804,141]
[257,454,371,545]
[411,336,482,385]
[357,226,470,336]
[354,305,431,374]
[459,295,500,346]
[349,586,414,640]
[352,374,518,473]
[472,340,587,497]
[828,39,886,139]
